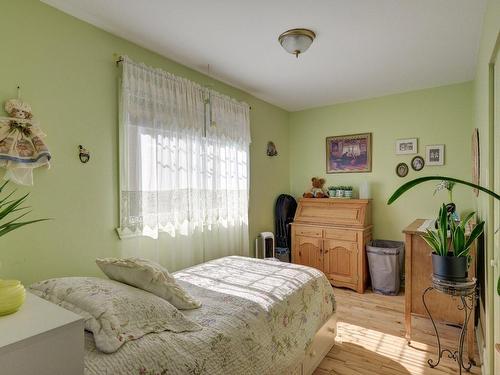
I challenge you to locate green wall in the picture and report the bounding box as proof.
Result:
[0,0,290,284]
[289,82,474,241]
[0,1,481,305]
[472,0,500,372]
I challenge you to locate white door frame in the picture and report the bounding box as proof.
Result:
[488,34,500,375]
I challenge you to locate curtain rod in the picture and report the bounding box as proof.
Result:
[115,56,252,110]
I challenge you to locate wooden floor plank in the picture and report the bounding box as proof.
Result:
[313,287,481,375]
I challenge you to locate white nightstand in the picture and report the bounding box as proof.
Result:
[0,291,84,375]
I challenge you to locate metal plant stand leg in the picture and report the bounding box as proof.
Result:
[457,295,474,372]
[422,278,477,375]
[422,286,442,368]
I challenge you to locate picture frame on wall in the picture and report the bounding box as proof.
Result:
[396,162,409,177]
[326,133,372,173]
[395,138,418,155]
[411,155,425,171]
[425,144,445,166]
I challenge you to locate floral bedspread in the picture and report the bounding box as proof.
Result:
[84,256,336,375]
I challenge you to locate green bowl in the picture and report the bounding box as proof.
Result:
[0,280,26,316]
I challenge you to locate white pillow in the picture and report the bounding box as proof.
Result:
[95,257,201,310]
[30,277,201,353]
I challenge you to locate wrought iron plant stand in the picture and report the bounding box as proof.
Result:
[422,277,477,374]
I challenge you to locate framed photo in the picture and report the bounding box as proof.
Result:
[425,144,445,166]
[396,162,409,177]
[411,155,425,171]
[326,133,372,173]
[395,138,417,155]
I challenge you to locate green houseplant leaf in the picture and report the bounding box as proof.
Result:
[438,204,448,256]
[0,181,49,239]
[387,176,500,204]
[421,230,441,254]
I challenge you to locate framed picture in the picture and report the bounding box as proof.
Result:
[396,162,409,177]
[411,155,425,171]
[326,133,372,173]
[425,144,445,166]
[395,138,418,155]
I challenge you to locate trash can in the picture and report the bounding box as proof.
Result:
[366,240,405,295]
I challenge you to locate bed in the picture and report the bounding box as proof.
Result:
[43,256,337,375]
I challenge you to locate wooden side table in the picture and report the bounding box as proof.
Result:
[403,219,476,364]
[422,277,477,374]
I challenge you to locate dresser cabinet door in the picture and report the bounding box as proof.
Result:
[292,236,323,271]
[323,239,358,285]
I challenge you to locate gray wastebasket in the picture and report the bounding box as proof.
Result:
[366,240,404,295]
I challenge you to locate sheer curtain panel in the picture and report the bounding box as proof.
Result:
[117,57,250,267]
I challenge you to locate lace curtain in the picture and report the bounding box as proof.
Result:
[117,56,250,266]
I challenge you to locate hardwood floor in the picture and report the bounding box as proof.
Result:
[313,287,481,375]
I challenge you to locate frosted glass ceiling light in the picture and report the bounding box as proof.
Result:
[278,28,316,58]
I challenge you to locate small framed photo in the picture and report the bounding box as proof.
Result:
[425,144,445,166]
[395,138,417,155]
[411,156,425,171]
[396,162,409,177]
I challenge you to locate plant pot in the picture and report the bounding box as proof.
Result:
[336,190,344,198]
[344,190,353,198]
[431,253,468,281]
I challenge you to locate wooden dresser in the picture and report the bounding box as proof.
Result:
[291,198,372,293]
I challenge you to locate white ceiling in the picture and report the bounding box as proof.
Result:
[42,0,486,111]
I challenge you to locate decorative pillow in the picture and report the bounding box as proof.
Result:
[95,257,201,310]
[29,277,201,353]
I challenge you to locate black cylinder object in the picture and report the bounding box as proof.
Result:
[274,194,297,262]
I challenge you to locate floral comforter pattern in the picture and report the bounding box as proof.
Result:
[84,256,336,375]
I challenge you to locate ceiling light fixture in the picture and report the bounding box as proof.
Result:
[278,28,316,58]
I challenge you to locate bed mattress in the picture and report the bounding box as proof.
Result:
[84,256,336,375]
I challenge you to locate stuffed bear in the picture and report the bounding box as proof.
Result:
[303,177,329,198]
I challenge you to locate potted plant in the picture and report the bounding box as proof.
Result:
[388,176,500,286]
[0,180,48,315]
[328,186,336,198]
[344,186,353,199]
[422,203,484,281]
[336,186,345,198]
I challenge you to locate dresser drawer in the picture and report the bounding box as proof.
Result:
[294,226,322,238]
[324,228,358,242]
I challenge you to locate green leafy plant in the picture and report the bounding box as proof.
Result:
[421,204,484,259]
[0,181,48,238]
[387,175,499,293]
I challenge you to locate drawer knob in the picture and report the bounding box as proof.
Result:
[327,327,336,334]
[309,350,316,358]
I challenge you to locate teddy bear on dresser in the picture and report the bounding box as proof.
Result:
[303,177,329,198]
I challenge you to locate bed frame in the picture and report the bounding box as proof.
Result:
[287,314,337,375]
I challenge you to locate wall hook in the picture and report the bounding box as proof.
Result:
[78,145,90,163]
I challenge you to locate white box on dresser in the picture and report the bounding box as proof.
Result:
[0,291,84,375]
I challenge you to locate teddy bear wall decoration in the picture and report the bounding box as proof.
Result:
[303,177,329,198]
[0,95,51,185]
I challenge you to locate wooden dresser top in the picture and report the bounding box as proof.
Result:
[293,198,372,228]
